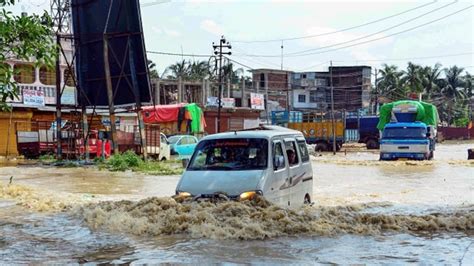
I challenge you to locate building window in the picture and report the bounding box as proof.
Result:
[13,63,35,84]
[259,73,265,88]
[302,74,307,79]
[39,65,56,85]
[298,94,306,103]
[309,91,317,103]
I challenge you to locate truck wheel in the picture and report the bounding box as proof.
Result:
[366,139,379,150]
[315,142,328,152]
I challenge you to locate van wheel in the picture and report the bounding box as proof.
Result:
[161,157,167,161]
[304,194,311,205]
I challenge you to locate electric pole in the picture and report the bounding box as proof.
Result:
[280,40,284,70]
[51,0,71,160]
[374,67,378,115]
[330,60,336,155]
[213,36,231,133]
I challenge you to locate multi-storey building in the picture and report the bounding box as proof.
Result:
[291,66,371,112]
[251,69,292,115]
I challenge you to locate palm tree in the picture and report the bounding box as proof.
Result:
[188,61,211,80]
[421,63,442,99]
[147,59,159,79]
[222,62,244,84]
[402,62,423,94]
[439,66,466,125]
[165,60,190,79]
[377,64,405,101]
[464,72,473,98]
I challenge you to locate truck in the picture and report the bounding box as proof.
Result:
[378,100,438,161]
[116,124,171,160]
[272,111,345,151]
[359,116,380,149]
[16,128,111,159]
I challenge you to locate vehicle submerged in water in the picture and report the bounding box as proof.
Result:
[175,126,313,208]
[378,100,438,161]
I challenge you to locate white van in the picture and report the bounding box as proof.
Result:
[175,126,313,208]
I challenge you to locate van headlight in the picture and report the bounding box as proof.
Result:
[176,191,191,198]
[239,191,262,201]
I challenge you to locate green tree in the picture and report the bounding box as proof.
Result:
[421,63,442,99]
[439,66,466,125]
[165,59,190,79]
[377,64,405,101]
[401,62,423,93]
[1,0,56,110]
[147,59,159,79]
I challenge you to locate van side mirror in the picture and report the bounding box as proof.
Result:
[273,155,284,170]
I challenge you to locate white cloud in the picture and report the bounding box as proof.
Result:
[151,26,162,34]
[150,26,181,37]
[200,19,223,36]
[164,29,181,37]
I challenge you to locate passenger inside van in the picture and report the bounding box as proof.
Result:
[287,149,297,165]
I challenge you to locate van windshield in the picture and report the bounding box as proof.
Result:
[187,138,268,171]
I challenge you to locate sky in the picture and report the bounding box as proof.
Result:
[7,0,474,76]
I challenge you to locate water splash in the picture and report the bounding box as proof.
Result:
[74,197,474,240]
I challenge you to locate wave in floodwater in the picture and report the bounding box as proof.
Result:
[74,197,474,240]
[0,184,82,212]
[311,157,474,166]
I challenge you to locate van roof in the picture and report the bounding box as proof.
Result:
[201,125,303,140]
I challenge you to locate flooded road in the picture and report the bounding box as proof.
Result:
[1,141,473,264]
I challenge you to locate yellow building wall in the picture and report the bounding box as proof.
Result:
[0,111,33,156]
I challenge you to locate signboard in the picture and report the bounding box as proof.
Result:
[250,93,265,110]
[101,116,120,127]
[221,98,235,108]
[206,97,235,108]
[61,87,77,105]
[23,89,45,106]
[206,96,219,107]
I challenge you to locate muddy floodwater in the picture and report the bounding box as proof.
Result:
[1,141,473,264]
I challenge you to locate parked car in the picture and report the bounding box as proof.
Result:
[175,125,313,208]
[168,135,199,158]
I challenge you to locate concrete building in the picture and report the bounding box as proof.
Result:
[291,66,371,112]
[250,69,292,119]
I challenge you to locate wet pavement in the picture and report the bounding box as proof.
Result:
[0,141,473,264]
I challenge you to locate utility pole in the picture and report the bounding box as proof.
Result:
[374,67,378,115]
[330,61,336,155]
[280,40,284,70]
[52,0,66,160]
[103,35,119,155]
[212,36,231,133]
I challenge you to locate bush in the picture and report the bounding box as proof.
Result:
[102,150,183,175]
[107,150,143,171]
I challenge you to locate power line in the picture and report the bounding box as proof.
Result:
[332,52,474,63]
[231,1,437,43]
[236,5,473,58]
[147,50,212,57]
[283,1,457,56]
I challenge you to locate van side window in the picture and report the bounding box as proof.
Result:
[297,140,309,162]
[285,140,299,166]
[273,142,285,170]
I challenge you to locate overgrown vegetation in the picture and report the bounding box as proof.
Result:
[100,150,183,175]
[375,63,473,126]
